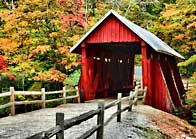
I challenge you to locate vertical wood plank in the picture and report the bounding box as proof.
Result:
[104,21,108,42]
[87,57,95,99]
[101,24,104,42]
[42,88,46,109]
[111,17,115,42]
[131,55,135,86]
[97,100,104,139]
[117,93,122,122]
[10,87,15,116]
[155,54,173,112]
[119,20,123,42]
[81,43,89,100]
[63,87,66,104]
[124,25,128,41]
[159,56,182,108]
[56,113,64,139]
[169,58,185,97]
[114,18,119,42]
[141,42,148,87]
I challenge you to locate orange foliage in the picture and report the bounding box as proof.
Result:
[175,34,185,40]
[0,38,18,52]
[180,45,191,53]
[162,8,176,18]
[29,45,51,58]
[194,72,196,80]
[34,68,66,82]
[190,41,196,46]
[58,46,70,55]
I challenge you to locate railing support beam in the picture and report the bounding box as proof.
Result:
[10,87,15,116]
[117,93,122,122]
[63,87,66,104]
[97,100,104,139]
[56,113,64,139]
[128,91,133,112]
[42,88,46,109]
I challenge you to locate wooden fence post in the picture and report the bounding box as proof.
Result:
[75,87,80,103]
[56,113,64,139]
[134,86,138,106]
[186,80,189,90]
[10,87,15,116]
[63,87,66,104]
[97,100,104,139]
[142,87,147,103]
[41,88,45,109]
[128,91,133,112]
[117,93,122,122]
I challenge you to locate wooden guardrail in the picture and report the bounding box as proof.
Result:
[26,86,147,139]
[0,87,80,116]
[183,80,195,90]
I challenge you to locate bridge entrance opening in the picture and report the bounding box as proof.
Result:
[82,42,142,99]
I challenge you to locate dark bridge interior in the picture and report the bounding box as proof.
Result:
[83,42,141,98]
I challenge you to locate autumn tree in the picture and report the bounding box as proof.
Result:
[0,0,193,85]
[150,0,196,77]
[0,0,85,83]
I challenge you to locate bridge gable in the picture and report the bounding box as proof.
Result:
[86,15,141,44]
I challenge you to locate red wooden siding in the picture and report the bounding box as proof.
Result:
[145,48,173,112]
[81,43,89,100]
[144,50,184,111]
[169,58,185,98]
[154,55,172,112]
[141,42,148,88]
[159,55,182,107]
[86,15,141,43]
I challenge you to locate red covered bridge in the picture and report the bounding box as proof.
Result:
[70,10,185,112]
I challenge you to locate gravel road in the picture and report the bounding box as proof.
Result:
[0,99,157,139]
[1,99,194,139]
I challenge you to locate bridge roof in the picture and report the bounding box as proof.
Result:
[70,10,184,59]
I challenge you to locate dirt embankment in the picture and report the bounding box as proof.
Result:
[135,105,196,139]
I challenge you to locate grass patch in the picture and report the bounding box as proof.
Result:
[133,125,170,139]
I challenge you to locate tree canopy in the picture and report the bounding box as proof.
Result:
[149,0,196,76]
[0,0,85,83]
[0,0,195,87]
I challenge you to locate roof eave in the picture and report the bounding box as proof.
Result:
[157,50,185,59]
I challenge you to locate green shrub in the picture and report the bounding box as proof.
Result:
[189,105,196,125]
[28,82,42,91]
[185,84,196,125]
[64,69,81,88]
[0,96,10,117]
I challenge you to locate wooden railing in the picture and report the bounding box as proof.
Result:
[183,80,195,90]
[26,86,147,139]
[0,87,80,116]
